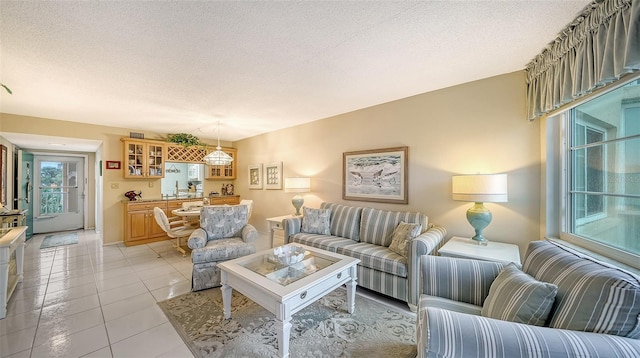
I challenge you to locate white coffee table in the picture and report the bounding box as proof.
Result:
[218,244,360,358]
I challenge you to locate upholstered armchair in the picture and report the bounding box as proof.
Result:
[187,204,258,291]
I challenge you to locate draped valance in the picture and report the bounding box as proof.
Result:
[525,0,640,120]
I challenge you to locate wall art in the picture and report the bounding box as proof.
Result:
[343,146,408,204]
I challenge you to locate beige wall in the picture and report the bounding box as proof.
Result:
[236,71,540,256]
[0,70,541,254]
[0,114,228,244]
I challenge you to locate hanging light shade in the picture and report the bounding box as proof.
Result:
[204,121,234,166]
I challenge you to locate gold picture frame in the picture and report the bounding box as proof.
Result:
[343,146,408,204]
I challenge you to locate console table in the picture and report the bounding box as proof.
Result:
[0,209,28,228]
[266,215,297,248]
[0,226,26,319]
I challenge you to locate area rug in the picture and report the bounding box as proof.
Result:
[40,232,78,249]
[158,288,417,358]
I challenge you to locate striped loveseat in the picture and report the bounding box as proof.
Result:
[417,239,640,357]
[283,202,446,310]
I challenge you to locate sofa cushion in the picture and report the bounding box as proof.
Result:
[338,242,407,277]
[388,221,422,257]
[359,207,427,246]
[523,240,640,337]
[420,295,483,316]
[289,233,355,253]
[481,263,558,326]
[191,238,256,264]
[320,202,362,241]
[301,207,331,235]
[200,205,248,240]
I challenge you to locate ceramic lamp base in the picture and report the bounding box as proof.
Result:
[466,202,492,245]
[292,195,304,216]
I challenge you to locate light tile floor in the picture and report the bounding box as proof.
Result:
[0,230,412,358]
[0,230,194,358]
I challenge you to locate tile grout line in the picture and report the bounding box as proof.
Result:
[28,235,55,358]
[87,235,114,358]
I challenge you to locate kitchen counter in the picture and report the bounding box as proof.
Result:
[121,195,240,204]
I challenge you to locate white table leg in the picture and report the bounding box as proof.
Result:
[275,318,292,358]
[221,273,232,319]
[345,267,357,314]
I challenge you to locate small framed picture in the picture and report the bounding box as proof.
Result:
[248,164,263,189]
[264,162,282,190]
[106,161,121,170]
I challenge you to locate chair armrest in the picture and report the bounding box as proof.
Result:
[420,255,505,306]
[417,307,640,358]
[187,228,207,249]
[241,224,258,243]
[282,216,303,244]
[168,219,189,227]
[406,225,446,307]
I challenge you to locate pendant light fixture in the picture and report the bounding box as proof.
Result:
[203,121,234,166]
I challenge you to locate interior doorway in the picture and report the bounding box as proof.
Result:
[33,155,86,234]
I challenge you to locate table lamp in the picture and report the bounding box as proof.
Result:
[284,177,310,216]
[452,174,508,245]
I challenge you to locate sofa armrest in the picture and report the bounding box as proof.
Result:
[187,228,207,250]
[406,225,446,307]
[241,224,258,243]
[282,216,303,244]
[417,306,640,358]
[419,255,505,306]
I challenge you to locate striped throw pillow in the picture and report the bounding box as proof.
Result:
[481,263,558,326]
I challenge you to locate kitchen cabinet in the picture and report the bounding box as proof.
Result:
[122,139,165,179]
[123,201,168,246]
[205,148,237,180]
[209,196,240,205]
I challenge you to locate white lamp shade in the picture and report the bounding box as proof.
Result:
[452,174,508,202]
[203,148,234,166]
[284,177,311,193]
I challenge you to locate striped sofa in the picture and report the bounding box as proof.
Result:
[417,239,640,357]
[283,202,446,310]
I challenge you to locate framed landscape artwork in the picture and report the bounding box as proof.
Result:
[264,162,282,190]
[343,146,408,204]
[248,164,263,189]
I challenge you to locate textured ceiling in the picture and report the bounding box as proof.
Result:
[0,0,589,147]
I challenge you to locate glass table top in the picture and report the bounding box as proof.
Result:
[240,245,339,286]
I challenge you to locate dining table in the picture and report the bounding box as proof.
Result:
[171,207,202,227]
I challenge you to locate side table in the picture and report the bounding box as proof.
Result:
[0,226,26,319]
[266,215,298,248]
[439,236,521,265]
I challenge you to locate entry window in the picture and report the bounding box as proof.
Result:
[39,161,79,215]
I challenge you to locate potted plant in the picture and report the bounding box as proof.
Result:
[167,133,201,147]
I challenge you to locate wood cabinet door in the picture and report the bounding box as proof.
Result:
[148,209,167,238]
[127,210,149,241]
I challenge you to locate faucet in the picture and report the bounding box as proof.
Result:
[175,180,179,196]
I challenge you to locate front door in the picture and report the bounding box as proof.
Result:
[33,155,85,233]
[14,150,34,239]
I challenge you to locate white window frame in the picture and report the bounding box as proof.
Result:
[553,76,640,270]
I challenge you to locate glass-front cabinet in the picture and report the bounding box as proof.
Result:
[122,139,165,179]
